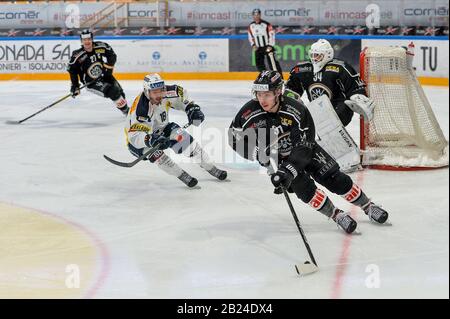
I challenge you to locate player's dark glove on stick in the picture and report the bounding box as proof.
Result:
[71,84,80,98]
[186,104,205,126]
[271,162,298,194]
[102,64,114,82]
[145,133,171,151]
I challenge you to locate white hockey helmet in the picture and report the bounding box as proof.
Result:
[143,73,166,99]
[309,39,334,73]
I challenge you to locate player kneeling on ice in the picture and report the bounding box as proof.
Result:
[67,29,129,115]
[125,73,227,188]
[229,71,388,234]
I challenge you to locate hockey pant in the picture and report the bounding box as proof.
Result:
[87,76,128,110]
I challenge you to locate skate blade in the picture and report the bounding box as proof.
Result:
[214,179,231,183]
[295,262,319,276]
[371,220,393,226]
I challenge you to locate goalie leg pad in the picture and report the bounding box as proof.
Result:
[307,95,361,172]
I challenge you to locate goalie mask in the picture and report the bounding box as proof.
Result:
[309,39,334,73]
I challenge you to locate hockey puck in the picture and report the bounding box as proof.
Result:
[304,261,310,264]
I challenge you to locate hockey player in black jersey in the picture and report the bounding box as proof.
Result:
[229,71,388,234]
[67,29,129,115]
[286,39,374,126]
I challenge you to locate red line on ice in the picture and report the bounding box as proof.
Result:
[331,170,365,299]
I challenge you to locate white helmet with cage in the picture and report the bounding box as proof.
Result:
[143,73,166,99]
[309,39,334,73]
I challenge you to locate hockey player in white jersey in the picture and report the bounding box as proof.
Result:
[125,74,227,187]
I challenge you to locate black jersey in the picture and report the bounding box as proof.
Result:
[67,41,117,86]
[229,96,316,164]
[286,59,366,104]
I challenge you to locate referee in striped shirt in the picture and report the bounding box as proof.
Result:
[247,9,283,76]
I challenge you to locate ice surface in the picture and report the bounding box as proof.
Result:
[0,80,448,298]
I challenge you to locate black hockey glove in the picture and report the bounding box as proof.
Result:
[145,133,171,151]
[102,64,114,82]
[186,104,205,126]
[71,84,80,98]
[271,162,298,192]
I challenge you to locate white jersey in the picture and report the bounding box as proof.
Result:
[125,84,191,149]
[248,20,275,48]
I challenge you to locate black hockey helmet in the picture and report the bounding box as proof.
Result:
[252,70,284,94]
[252,8,261,16]
[80,29,93,41]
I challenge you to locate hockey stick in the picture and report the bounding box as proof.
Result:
[268,51,277,72]
[5,79,97,125]
[270,159,319,276]
[278,185,319,276]
[103,123,191,168]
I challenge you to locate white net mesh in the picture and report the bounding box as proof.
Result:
[361,46,448,168]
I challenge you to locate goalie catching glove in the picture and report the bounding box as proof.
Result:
[344,94,375,121]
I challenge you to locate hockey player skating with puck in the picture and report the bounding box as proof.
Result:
[229,71,388,234]
[125,73,227,187]
[67,29,129,115]
[286,39,374,126]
